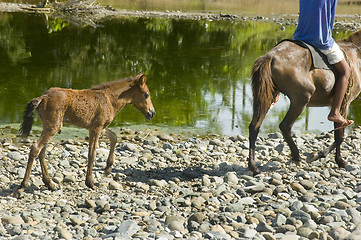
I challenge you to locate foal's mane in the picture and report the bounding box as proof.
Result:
[91,75,139,90]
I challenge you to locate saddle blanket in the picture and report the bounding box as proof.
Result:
[279,39,334,70]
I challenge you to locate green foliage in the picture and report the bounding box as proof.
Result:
[48,18,68,33]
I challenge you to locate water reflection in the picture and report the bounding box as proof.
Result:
[0,12,359,136]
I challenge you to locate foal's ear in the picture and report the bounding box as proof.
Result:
[138,75,147,87]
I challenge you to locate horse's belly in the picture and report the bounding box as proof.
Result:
[308,92,333,107]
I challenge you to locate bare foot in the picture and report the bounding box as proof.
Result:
[328,114,353,126]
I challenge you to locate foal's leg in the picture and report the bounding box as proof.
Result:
[14,129,57,197]
[104,128,117,175]
[85,127,102,190]
[39,144,56,190]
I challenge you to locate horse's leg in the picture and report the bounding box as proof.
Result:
[279,100,309,163]
[85,127,102,190]
[104,128,117,175]
[312,122,345,161]
[334,125,347,167]
[248,110,269,175]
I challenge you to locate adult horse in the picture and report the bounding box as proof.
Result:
[248,29,361,175]
[14,73,155,197]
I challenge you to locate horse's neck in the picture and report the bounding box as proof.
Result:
[349,30,361,49]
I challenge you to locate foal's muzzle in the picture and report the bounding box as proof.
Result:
[145,108,156,120]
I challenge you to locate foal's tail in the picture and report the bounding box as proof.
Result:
[19,98,41,138]
[251,55,277,122]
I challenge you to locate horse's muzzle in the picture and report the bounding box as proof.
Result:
[145,108,156,120]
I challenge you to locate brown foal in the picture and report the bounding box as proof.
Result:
[14,73,155,197]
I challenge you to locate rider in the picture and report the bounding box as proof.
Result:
[292,0,353,128]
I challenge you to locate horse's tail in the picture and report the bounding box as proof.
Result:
[19,98,42,138]
[251,55,277,121]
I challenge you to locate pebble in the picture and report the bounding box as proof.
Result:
[2,127,361,239]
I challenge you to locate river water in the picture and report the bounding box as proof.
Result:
[0,1,360,136]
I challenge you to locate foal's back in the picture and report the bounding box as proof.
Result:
[37,87,113,129]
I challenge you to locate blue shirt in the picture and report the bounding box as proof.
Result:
[293,0,337,50]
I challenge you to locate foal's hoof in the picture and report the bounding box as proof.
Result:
[13,188,24,199]
[47,182,57,191]
[86,181,97,190]
[104,167,112,175]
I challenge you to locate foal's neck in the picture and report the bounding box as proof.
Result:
[107,86,135,112]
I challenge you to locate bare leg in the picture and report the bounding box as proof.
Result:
[104,128,117,175]
[85,128,102,189]
[328,59,352,126]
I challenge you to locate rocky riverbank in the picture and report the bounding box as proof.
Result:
[0,2,360,31]
[1,125,361,239]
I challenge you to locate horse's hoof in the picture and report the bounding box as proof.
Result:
[336,158,347,168]
[249,167,261,176]
[307,152,321,163]
[291,156,302,163]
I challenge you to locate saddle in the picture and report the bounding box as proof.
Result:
[279,39,335,71]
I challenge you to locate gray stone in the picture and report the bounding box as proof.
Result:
[256,221,275,233]
[168,220,185,232]
[226,201,243,212]
[7,151,23,161]
[244,181,265,193]
[59,228,73,240]
[224,172,238,184]
[209,139,223,146]
[290,210,311,223]
[273,213,287,227]
[297,227,313,238]
[346,208,361,225]
[121,142,138,152]
[163,142,173,150]
[1,215,25,225]
[244,228,257,238]
[109,180,122,190]
[329,227,351,240]
[115,220,140,238]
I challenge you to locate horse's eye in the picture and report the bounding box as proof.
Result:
[145,93,150,99]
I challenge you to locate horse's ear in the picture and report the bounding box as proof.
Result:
[138,75,147,87]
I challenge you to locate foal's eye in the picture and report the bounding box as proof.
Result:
[145,93,150,99]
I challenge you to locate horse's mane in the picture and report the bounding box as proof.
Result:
[91,75,139,90]
[345,29,361,46]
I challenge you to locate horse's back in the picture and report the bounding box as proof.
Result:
[268,41,312,73]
